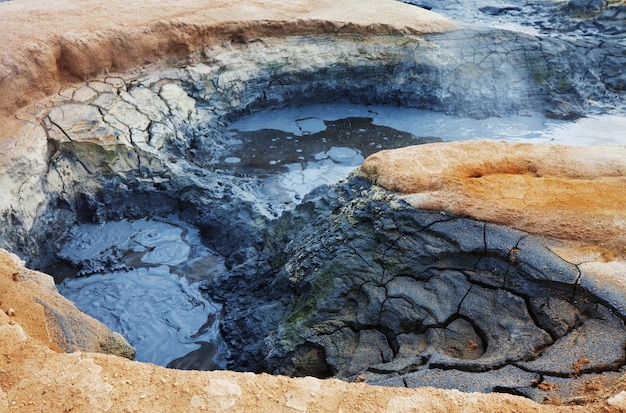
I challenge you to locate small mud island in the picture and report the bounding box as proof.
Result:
[1,0,625,411]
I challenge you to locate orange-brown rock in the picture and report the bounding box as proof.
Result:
[0,249,134,358]
[360,140,626,258]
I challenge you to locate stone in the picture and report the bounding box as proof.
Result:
[208,168,626,404]
[360,141,626,257]
[48,103,131,146]
[72,85,99,103]
[3,8,624,262]
[0,249,134,357]
[104,99,151,132]
[159,83,197,120]
[527,297,583,338]
[528,370,626,404]
[518,313,626,376]
[0,122,49,256]
[565,0,606,16]
[0,0,458,120]
[129,87,170,122]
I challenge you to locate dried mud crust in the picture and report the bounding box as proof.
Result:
[1,0,626,411]
[0,0,457,126]
[9,27,626,413]
[208,175,626,405]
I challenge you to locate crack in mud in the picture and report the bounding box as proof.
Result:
[210,178,626,402]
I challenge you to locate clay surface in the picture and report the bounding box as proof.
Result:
[0,249,614,412]
[0,0,457,130]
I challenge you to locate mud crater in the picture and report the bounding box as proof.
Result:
[8,32,625,403]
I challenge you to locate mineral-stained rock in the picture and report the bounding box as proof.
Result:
[0,215,618,412]
[0,248,134,358]
[360,141,626,257]
[1,235,591,412]
[3,4,625,263]
[0,0,458,122]
[1,0,626,411]
[379,364,539,394]
[0,309,582,413]
[518,313,626,376]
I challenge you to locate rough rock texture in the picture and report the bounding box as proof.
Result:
[405,0,626,117]
[4,26,626,265]
[405,0,626,43]
[360,141,626,257]
[210,174,626,404]
[0,248,621,412]
[3,181,626,413]
[0,0,457,122]
[0,283,588,413]
[2,0,625,268]
[0,249,134,358]
[0,0,456,266]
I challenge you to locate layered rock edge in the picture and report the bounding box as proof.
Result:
[360,141,626,260]
[358,142,626,336]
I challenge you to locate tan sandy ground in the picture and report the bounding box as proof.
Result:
[1,0,626,411]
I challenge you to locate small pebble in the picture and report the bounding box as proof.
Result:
[223,157,241,164]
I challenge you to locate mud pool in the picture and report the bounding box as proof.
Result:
[55,217,229,369]
[54,104,626,370]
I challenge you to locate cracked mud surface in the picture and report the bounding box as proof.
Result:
[4,23,625,264]
[209,176,626,403]
[2,0,626,411]
[0,2,625,410]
